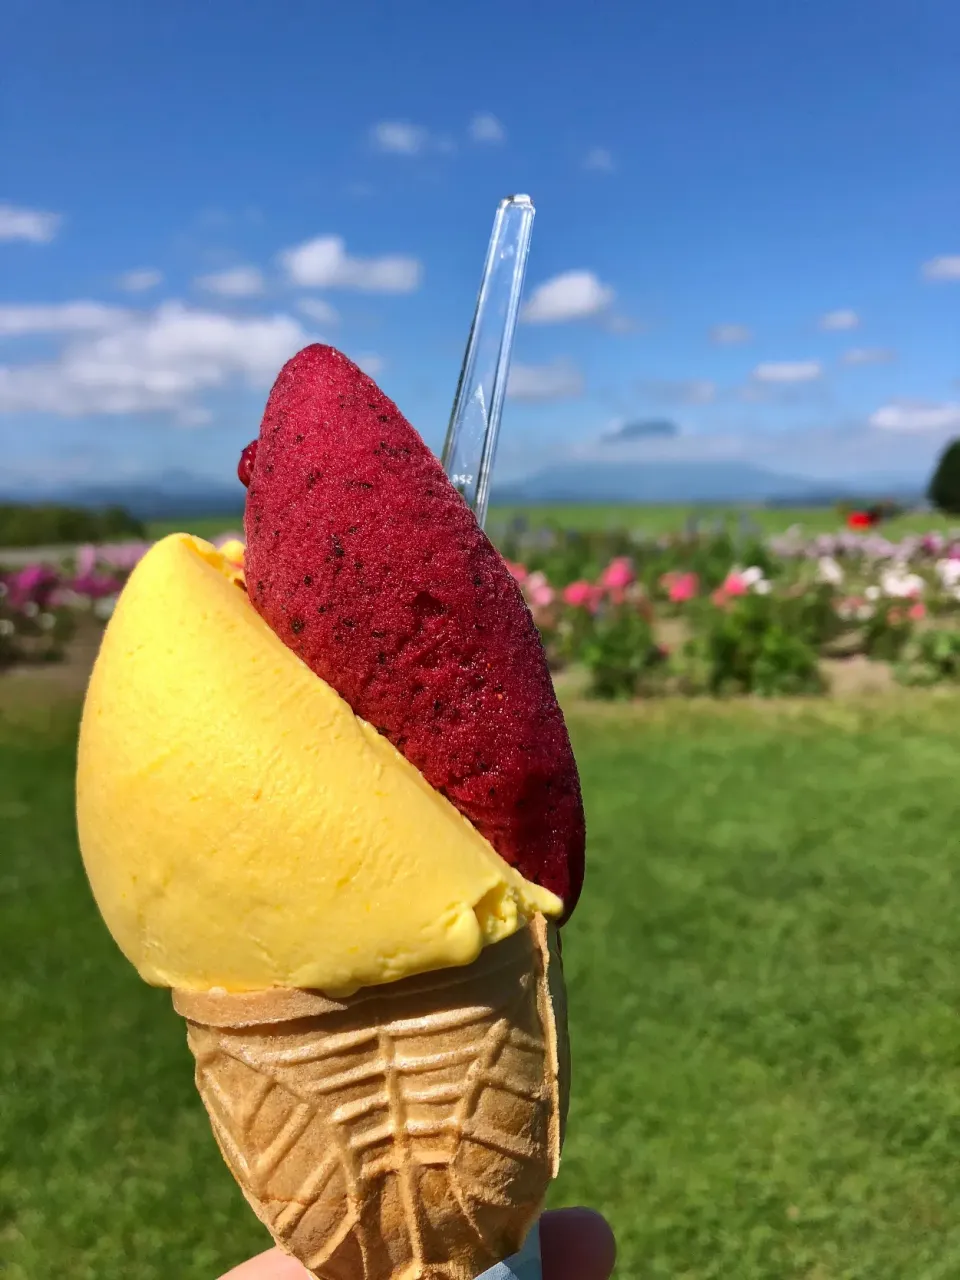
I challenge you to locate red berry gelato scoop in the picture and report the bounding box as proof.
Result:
[242,344,584,916]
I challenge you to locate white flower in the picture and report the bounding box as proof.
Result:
[865,585,880,600]
[39,612,55,630]
[23,600,39,617]
[93,595,118,620]
[856,604,875,621]
[0,618,14,636]
[936,558,960,588]
[0,582,7,598]
[880,569,925,599]
[753,579,772,595]
[816,556,844,586]
[741,566,765,587]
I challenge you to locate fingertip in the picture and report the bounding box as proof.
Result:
[218,1246,311,1280]
[541,1207,617,1280]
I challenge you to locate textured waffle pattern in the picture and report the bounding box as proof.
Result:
[176,920,567,1280]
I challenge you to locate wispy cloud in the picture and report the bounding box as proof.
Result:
[819,308,859,331]
[710,323,752,345]
[922,255,960,282]
[469,113,505,144]
[194,265,265,297]
[870,400,960,431]
[507,360,584,402]
[370,120,430,155]
[842,347,896,366]
[354,353,384,377]
[601,418,678,443]
[0,202,61,244]
[522,270,614,324]
[0,301,308,417]
[752,360,822,384]
[0,302,130,335]
[279,235,421,293]
[297,297,340,326]
[117,268,162,293]
[636,378,716,406]
[583,147,615,173]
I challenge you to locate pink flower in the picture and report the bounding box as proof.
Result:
[563,580,597,609]
[721,571,749,597]
[600,557,635,591]
[908,601,926,621]
[75,544,97,577]
[668,571,699,603]
[525,571,554,609]
[505,560,528,586]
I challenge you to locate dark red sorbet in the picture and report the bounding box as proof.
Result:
[238,440,258,488]
[241,344,586,918]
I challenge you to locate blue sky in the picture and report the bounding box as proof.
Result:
[2,0,958,492]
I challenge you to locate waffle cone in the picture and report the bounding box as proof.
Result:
[173,916,568,1280]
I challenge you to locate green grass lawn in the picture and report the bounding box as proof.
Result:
[147,504,960,545]
[5,691,960,1277]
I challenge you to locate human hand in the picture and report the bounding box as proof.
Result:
[218,1208,616,1280]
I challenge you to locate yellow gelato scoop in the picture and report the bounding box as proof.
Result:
[76,534,560,995]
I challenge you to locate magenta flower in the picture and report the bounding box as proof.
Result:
[600,557,635,591]
[71,572,123,601]
[563,580,597,609]
[721,571,749,597]
[667,571,699,603]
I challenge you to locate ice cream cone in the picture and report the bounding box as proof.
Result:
[173,916,568,1280]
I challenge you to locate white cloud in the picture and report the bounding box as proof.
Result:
[469,113,505,143]
[522,270,614,324]
[118,268,162,293]
[279,235,421,293]
[922,255,960,282]
[753,360,822,384]
[870,400,960,432]
[637,378,716,405]
[584,147,615,173]
[0,302,130,336]
[507,360,583,402]
[842,347,896,366]
[354,353,384,377]
[0,202,61,243]
[710,323,752,345]
[297,297,340,326]
[0,301,309,417]
[194,265,265,297]
[819,308,859,331]
[370,121,430,155]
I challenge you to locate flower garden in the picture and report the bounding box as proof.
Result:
[6,521,960,697]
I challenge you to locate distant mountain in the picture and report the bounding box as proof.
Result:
[493,461,921,506]
[0,469,245,521]
[2,461,924,521]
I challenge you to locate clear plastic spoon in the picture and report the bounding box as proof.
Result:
[441,194,535,529]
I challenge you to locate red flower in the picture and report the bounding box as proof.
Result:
[847,511,875,530]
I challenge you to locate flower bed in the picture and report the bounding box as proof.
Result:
[4,524,960,696]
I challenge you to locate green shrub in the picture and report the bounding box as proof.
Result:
[687,593,824,697]
[0,504,146,548]
[863,603,914,661]
[580,605,666,700]
[928,438,960,516]
[895,628,960,686]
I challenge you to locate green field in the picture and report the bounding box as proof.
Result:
[146,505,959,545]
[5,687,960,1278]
